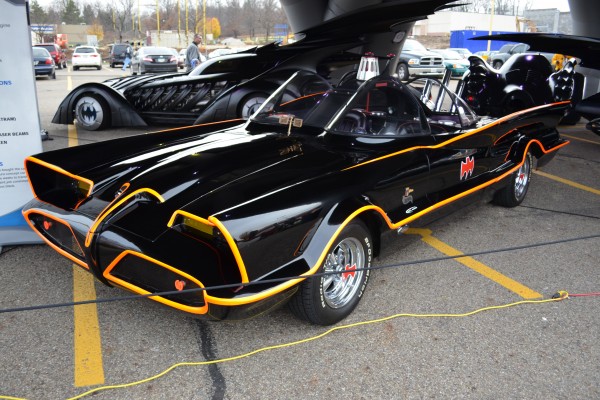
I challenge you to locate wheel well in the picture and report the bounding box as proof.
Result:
[354,210,386,258]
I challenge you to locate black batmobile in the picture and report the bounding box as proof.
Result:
[23,70,569,325]
[50,0,467,132]
[471,32,600,135]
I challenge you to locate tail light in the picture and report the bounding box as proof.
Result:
[169,56,177,63]
[45,58,53,64]
[91,54,98,57]
[73,54,80,57]
[143,56,153,62]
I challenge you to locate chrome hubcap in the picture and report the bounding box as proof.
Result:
[514,156,530,199]
[75,97,104,130]
[321,237,365,309]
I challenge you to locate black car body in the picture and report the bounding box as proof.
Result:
[23,70,569,325]
[472,33,600,135]
[458,52,578,118]
[50,0,464,132]
[32,47,56,79]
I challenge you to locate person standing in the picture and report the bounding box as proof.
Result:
[185,34,203,72]
[122,41,132,71]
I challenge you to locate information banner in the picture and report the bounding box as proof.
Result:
[0,0,44,249]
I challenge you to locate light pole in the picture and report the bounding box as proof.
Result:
[156,0,161,46]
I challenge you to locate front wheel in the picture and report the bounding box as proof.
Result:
[397,63,409,81]
[289,221,372,325]
[74,93,110,131]
[494,152,532,207]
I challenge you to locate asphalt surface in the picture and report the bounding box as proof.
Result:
[0,65,599,400]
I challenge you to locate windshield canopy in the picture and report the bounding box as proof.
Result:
[250,71,478,137]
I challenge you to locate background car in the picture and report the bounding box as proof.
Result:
[178,48,206,68]
[32,47,56,79]
[33,43,66,69]
[397,38,445,81]
[72,46,102,70]
[109,43,133,68]
[447,47,472,59]
[130,46,178,75]
[430,49,470,77]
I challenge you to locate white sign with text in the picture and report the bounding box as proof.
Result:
[0,0,44,248]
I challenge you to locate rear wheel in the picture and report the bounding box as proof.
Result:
[74,93,111,131]
[289,221,372,325]
[238,93,268,118]
[494,152,532,207]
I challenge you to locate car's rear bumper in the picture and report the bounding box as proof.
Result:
[34,66,54,75]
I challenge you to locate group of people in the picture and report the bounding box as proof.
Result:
[119,34,204,73]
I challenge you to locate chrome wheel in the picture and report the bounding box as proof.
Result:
[289,221,371,325]
[74,94,109,131]
[514,154,531,200]
[322,237,365,309]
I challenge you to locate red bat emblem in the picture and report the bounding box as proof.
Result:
[460,156,475,180]
[342,264,357,280]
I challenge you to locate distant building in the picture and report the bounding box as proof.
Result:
[523,9,572,34]
[56,24,103,47]
[413,9,572,36]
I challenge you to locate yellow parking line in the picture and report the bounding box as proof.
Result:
[534,170,600,196]
[561,133,600,145]
[73,267,105,386]
[406,228,542,299]
[66,81,105,386]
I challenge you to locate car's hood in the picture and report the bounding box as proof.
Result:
[472,33,600,70]
[81,128,353,220]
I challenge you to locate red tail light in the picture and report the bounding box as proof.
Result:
[91,54,98,57]
[45,58,53,64]
[143,56,153,62]
[73,54,80,57]
[169,56,177,63]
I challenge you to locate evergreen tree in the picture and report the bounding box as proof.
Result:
[62,0,82,24]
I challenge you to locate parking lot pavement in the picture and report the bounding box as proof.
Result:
[0,67,599,399]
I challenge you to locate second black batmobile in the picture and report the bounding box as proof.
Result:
[23,69,569,325]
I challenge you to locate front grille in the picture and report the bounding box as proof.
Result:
[420,57,444,66]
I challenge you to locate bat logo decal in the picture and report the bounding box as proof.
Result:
[460,156,475,180]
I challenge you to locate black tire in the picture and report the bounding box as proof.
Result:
[493,60,503,70]
[586,118,600,136]
[237,92,269,118]
[73,93,111,131]
[97,66,101,70]
[110,63,115,68]
[63,61,67,69]
[51,71,56,80]
[289,220,372,325]
[494,152,532,207]
[57,62,62,70]
[73,66,79,71]
[560,109,581,125]
[397,63,409,81]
